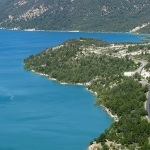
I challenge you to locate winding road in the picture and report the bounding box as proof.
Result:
[134,59,148,74]
[134,59,150,120]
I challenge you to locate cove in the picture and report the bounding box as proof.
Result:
[0,29,147,150]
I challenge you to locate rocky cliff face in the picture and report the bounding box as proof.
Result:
[0,0,48,21]
[0,0,150,32]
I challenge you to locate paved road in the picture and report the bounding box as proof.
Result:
[134,59,148,74]
[133,59,150,119]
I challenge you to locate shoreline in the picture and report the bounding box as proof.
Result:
[101,105,119,122]
[31,69,117,121]
[1,27,150,35]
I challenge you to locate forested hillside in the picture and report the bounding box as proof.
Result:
[1,0,150,33]
[24,38,137,85]
[24,38,150,149]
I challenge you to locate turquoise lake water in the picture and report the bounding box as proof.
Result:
[0,29,147,150]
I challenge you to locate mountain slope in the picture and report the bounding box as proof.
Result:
[1,0,150,32]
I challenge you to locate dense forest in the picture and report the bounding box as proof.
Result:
[1,0,150,33]
[24,38,137,85]
[24,38,150,149]
[93,78,150,150]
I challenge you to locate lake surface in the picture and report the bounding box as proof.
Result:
[0,29,147,150]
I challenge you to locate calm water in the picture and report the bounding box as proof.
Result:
[0,29,147,150]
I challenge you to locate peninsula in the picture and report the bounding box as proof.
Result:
[24,38,150,150]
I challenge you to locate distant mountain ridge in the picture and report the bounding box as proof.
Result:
[1,0,150,33]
